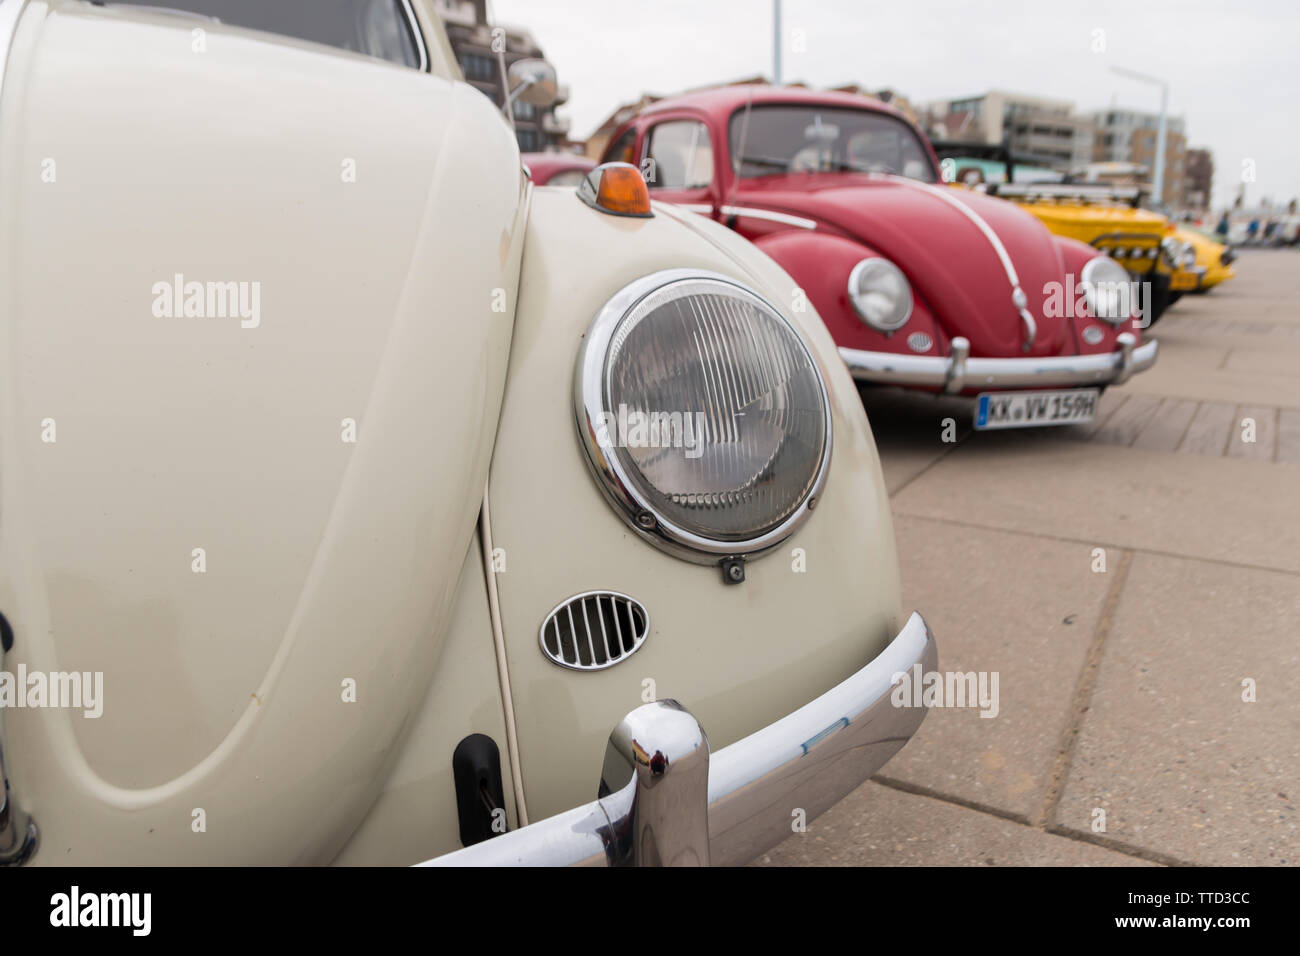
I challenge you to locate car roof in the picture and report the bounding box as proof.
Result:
[638,85,910,125]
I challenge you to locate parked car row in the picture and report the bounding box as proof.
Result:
[1176,225,1236,293]
[930,142,1228,314]
[585,85,1159,429]
[0,0,1172,869]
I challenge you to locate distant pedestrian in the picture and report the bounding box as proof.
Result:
[1215,211,1230,239]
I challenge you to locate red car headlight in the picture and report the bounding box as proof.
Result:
[848,257,913,332]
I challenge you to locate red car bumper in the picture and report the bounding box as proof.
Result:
[838,333,1157,393]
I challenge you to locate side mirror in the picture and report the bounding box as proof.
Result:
[507,58,557,108]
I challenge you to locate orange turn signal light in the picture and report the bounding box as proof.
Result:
[577,162,653,219]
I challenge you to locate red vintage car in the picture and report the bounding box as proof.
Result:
[522,151,595,186]
[599,87,1157,430]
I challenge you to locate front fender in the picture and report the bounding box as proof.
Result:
[752,229,948,359]
[1052,235,1147,349]
[485,193,903,822]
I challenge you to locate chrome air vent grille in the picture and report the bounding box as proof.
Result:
[539,591,648,671]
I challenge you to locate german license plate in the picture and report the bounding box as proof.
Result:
[975,388,1098,430]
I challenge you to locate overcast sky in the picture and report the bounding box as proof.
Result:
[490,0,1298,211]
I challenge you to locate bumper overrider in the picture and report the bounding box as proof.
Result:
[839,333,1157,392]
[422,612,937,867]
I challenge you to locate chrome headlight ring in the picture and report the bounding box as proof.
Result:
[1080,255,1132,325]
[848,257,914,332]
[575,269,833,565]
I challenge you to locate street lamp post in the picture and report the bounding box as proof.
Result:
[773,0,782,86]
[1111,66,1169,209]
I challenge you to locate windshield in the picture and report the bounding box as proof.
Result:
[729,105,936,182]
[106,1,423,69]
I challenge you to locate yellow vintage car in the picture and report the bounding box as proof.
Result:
[936,145,1202,325]
[1175,225,1236,292]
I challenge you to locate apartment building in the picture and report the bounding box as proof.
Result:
[432,0,570,152]
[926,90,1097,168]
[1092,108,1187,207]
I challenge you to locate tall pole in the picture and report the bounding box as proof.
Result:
[1153,81,1168,208]
[773,0,782,85]
[1111,66,1170,210]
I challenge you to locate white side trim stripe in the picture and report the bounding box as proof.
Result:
[887,176,1021,286]
[720,205,817,230]
[886,175,1038,348]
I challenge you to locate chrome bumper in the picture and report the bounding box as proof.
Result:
[840,333,1157,392]
[421,612,937,867]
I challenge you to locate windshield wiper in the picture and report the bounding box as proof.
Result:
[735,155,792,171]
[824,160,897,175]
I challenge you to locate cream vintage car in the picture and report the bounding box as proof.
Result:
[0,0,935,868]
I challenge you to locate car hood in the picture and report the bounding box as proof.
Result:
[0,0,522,862]
[738,176,1075,356]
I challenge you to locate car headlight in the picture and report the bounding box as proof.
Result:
[1160,236,1196,269]
[576,269,832,563]
[1080,256,1132,324]
[848,257,913,332]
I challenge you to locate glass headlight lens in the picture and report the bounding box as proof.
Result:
[848,257,913,332]
[1080,256,1132,324]
[576,271,831,561]
[1160,236,1196,268]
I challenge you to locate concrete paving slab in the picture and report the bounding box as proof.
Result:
[1130,398,1199,453]
[1121,359,1300,409]
[877,443,952,497]
[891,439,1300,574]
[881,514,1112,819]
[757,781,1155,866]
[1092,394,1163,446]
[1177,401,1236,456]
[1223,349,1300,377]
[1072,389,1129,439]
[1154,324,1300,354]
[1139,339,1229,370]
[1170,317,1300,338]
[1278,409,1300,465]
[1053,552,1300,865]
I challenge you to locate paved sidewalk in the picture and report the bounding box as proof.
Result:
[761,249,1300,866]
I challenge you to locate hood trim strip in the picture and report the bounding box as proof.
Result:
[886,176,1041,349]
[886,176,1022,286]
[720,205,817,230]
